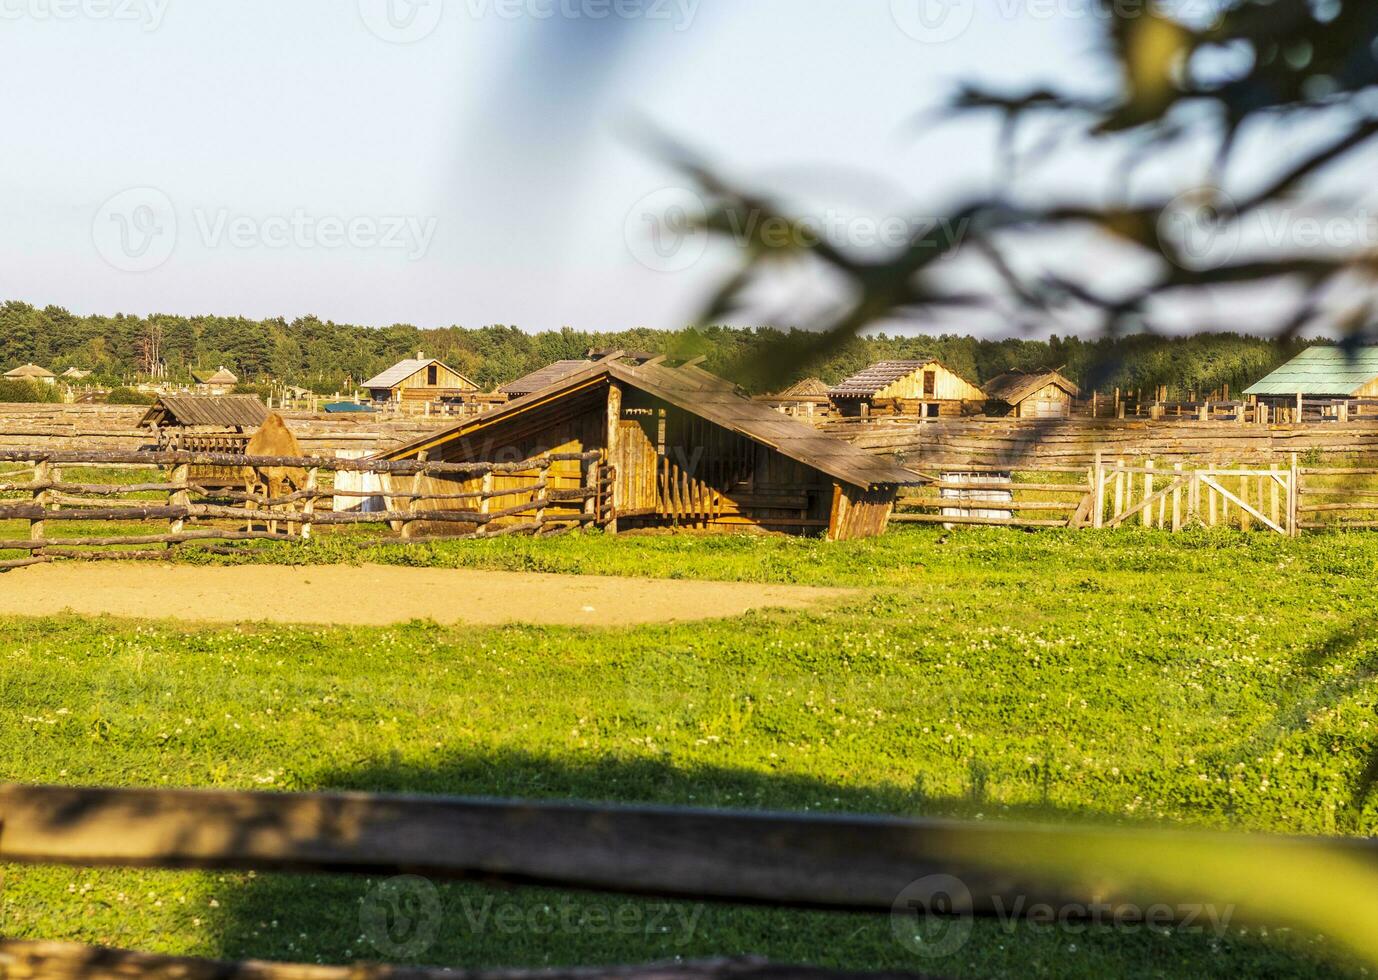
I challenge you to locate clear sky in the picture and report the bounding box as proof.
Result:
[0,1,1122,333]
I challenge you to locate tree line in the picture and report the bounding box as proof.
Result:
[0,300,1309,398]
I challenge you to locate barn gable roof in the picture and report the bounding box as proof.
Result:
[1244,346,1378,397]
[500,359,596,398]
[982,369,1080,405]
[384,360,920,489]
[362,357,476,391]
[191,366,238,385]
[5,363,55,379]
[827,359,977,398]
[777,377,830,397]
[138,394,269,429]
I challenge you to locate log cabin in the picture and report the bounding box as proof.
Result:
[982,369,1080,419]
[828,360,984,418]
[378,355,919,540]
[362,354,479,408]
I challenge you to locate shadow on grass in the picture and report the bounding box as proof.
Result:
[206,748,1349,980]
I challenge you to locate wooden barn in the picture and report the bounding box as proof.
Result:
[828,360,984,418]
[379,355,919,540]
[982,369,1080,419]
[362,354,478,407]
[139,394,270,485]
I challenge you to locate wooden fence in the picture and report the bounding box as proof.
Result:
[895,455,1378,535]
[0,448,612,570]
[2,781,1376,978]
[828,415,1378,469]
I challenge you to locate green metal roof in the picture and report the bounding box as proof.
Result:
[1244,346,1378,397]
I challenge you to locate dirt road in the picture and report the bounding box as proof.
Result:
[0,563,852,627]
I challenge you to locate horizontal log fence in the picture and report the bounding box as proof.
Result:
[0,449,611,568]
[896,455,1378,535]
[1,781,1376,978]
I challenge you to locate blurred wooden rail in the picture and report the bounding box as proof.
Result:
[5,783,1378,913]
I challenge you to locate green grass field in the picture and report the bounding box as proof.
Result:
[3,527,1378,977]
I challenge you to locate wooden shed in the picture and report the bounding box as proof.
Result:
[828,360,984,418]
[379,356,919,540]
[362,354,478,407]
[982,369,1080,419]
[139,394,270,485]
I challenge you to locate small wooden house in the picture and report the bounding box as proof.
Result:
[362,354,479,407]
[757,378,831,420]
[982,369,1080,419]
[5,363,56,385]
[379,356,919,540]
[828,360,984,418]
[192,366,239,396]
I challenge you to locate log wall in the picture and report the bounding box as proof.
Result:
[0,403,446,454]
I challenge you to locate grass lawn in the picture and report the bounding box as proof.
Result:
[2,527,1377,977]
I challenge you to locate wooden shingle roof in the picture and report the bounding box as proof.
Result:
[1244,346,1378,397]
[501,360,595,398]
[385,360,920,489]
[139,394,269,429]
[982,369,1080,405]
[828,360,940,398]
[5,363,55,379]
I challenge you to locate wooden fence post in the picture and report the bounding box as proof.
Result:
[477,467,494,537]
[534,459,548,532]
[401,452,428,540]
[30,460,50,559]
[168,462,190,550]
[1142,459,1154,528]
[1171,462,1183,532]
[1092,452,1105,529]
[301,467,318,541]
[1288,452,1300,537]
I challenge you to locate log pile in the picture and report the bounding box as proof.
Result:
[822,416,1378,469]
[0,404,446,454]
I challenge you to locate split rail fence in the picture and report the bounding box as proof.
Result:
[3,781,1377,978]
[895,454,1378,535]
[0,448,612,570]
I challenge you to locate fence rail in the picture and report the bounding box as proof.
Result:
[895,454,1378,535]
[0,449,612,568]
[1,782,1375,978]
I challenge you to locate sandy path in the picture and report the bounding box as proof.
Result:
[0,563,853,627]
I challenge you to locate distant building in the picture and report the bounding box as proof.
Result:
[1245,347,1378,405]
[192,366,239,396]
[500,360,596,400]
[5,363,56,385]
[60,367,92,381]
[827,360,984,418]
[361,353,478,406]
[982,369,1080,419]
